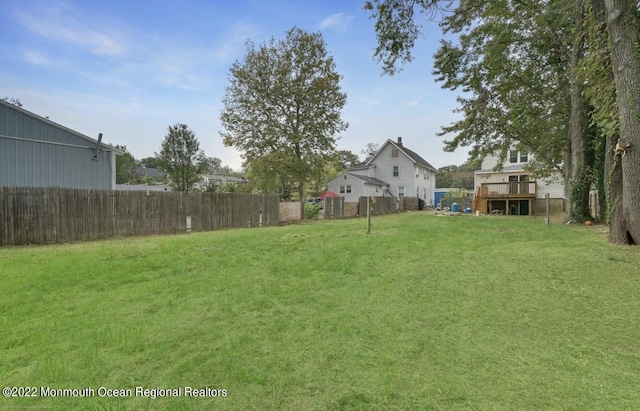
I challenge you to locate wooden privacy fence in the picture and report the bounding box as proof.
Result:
[323,197,345,219]
[0,187,280,245]
[358,196,403,215]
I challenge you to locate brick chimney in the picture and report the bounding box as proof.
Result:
[397,136,403,146]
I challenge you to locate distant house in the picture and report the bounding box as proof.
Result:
[115,184,171,192]
[197,174,247,191]
[135,167,166,182]
[327,137,437,205]
[472,149,564,215]
[0,99,122,189]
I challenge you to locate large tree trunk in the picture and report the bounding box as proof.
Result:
[606,133,628,243]
[604,0,640,244]
[566,3,589,222]
[299,181,305,218]
[591,0,626,240]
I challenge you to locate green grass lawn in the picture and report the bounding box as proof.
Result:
[1,213,639,410]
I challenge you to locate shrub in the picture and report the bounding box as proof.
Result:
[304,203,320,219]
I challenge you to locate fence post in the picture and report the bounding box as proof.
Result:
[545,193,550,225]
[367,196,372,234]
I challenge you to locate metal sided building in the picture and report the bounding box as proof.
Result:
[0,99,122,189]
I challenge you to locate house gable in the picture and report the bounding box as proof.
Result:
[363,137,436,204]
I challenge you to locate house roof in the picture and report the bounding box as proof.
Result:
[348,163,373,172]
[0,99,124,155]
[349,173,389,186]
[136,167,166,180]
[203,174,246,183]
[367,138,437,171]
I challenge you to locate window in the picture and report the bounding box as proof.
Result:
[339,186,345,194]
[510,150,530,163]
[393,166,399,177]
[398,186,405,198]
[346,185,352,193]
[391,149,398,158]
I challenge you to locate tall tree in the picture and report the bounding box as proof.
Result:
[365,0,599,221]
[115,145,139,184]
[603,0,640,243]
[203,156,223,175]
[139,156,159,169]
[220,27,348,208]
[436,163,475,189]
[156,123,206,192]
[335,150,361,171]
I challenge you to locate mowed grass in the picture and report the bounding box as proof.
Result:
[1,212,639,410]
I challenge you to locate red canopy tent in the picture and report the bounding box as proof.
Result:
[318,190,339,199]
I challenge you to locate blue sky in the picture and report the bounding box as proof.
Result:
[0,0,469,170]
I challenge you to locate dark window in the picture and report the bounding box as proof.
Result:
[509,150,518,163]
[391,149,398,158]
[393,166,399,177]
[346,185,351,193]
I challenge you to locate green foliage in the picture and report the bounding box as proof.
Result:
[156,123,206,192]
[220,27,348,203]
[436,163,475,189]
[114,145,139,184]
[139,156,159,169]
[203,156,223,174]
[304,202,320,219]
[334,149,361,171]
[569,165,596,222]
[434,0,570,174]
[363,0,453,75]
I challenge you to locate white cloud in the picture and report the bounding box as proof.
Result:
[15,3,128,57]
[23,51,52,66]
[318,12,353,32]
[359,97,380,107]
[404,98,421,107]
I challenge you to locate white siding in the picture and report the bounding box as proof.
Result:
[369,141,436,205]
[474,154,565,198]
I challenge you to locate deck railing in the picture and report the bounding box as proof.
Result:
[479,182,536,198]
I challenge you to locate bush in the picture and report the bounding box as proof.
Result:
[304,203,320,219]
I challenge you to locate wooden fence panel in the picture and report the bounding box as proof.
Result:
[358,196,402,216]
[0,187,280,245]
[323,197,345,219]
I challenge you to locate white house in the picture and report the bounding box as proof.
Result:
[473,148,564,215]
[327,137,437,205]
[196,174,247,191]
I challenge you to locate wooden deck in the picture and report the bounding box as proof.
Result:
[479,182,536,199]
